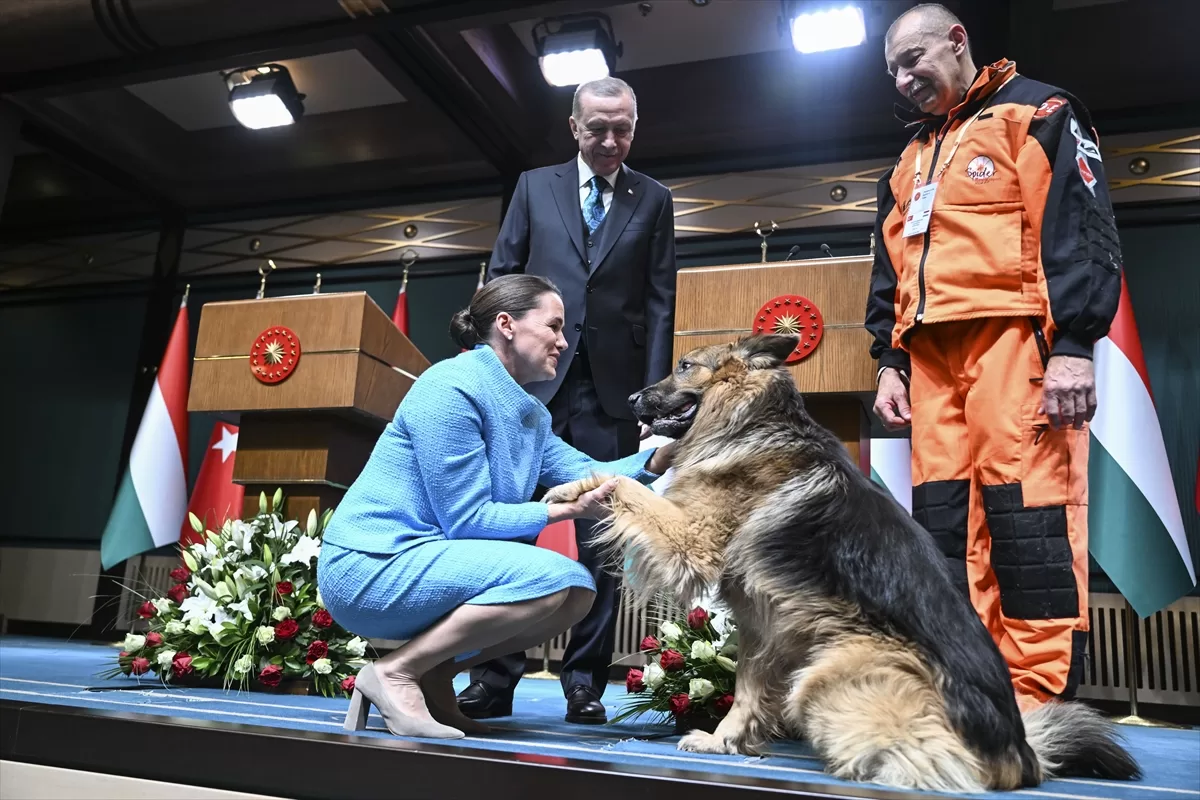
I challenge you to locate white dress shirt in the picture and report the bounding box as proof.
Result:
[577,153,619,216]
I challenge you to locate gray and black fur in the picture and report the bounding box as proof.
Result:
[543,333,1141,793]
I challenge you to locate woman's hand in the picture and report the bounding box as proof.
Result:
[646,440,679,476]
[547,478,619,523]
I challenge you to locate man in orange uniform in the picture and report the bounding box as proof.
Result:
[865,3,1122,709]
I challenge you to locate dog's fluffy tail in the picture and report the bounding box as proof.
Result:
[1022,701,1142,781]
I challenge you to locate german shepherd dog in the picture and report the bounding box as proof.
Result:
[542,334,1140,794]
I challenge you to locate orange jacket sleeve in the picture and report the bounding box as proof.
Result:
[865,165,911,376]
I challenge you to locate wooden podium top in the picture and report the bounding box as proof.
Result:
[673,255,876,395]
[188,291,430,424]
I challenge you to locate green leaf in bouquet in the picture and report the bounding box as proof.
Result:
[285,659,305,673]
[188,512,205,534]
[181,549,198,573]
[319,508,333,532]
[191,656,213,671]
[259,491,268,515]
[270,655,284,666]
[272,487,284,512]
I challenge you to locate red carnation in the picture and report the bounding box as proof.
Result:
[312,609,334,629]
[659,649,685,671]
[306,640,329,664]
[639,636,659,652]
[169,567,190,583]
[625,668,645,694]
[341,676,356,694]
[276,581,294,596]
[171,651,193,678]
[131,656,151,675]
[713,694,735,716]
[145,632,163,647]
[275,619,299,640]
[259,664,283,688]
[668,693,690,716]
[166,583,189,604]
[136,601,155,619]
[687,607,709,630]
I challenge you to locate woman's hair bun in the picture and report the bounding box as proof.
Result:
[449,307,480,350]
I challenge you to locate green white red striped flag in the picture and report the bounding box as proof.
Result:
[1089,277,1195,618]
[100,299,190,570]
[869,437,912,514]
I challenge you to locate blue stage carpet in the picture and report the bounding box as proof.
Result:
[2,635,1196,799]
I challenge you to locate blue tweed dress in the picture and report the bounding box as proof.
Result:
[316,343,661,642]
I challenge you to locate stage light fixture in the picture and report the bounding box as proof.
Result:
[223,64,306,130]
[786,3,866,54]
[531,14,623,87]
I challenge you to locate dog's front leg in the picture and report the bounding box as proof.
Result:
[678,626,778,756]
[595,477,721,604]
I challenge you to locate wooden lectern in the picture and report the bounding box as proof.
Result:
[187,292,429,521]
[672,255,877,472]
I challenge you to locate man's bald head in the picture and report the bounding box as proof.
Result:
[886,3,969,54]
[884,3,977,117]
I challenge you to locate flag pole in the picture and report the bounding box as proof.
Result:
[1112,597,1186,728]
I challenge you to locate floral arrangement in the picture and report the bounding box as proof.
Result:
[109,490,370,697]
[615,605,737,732]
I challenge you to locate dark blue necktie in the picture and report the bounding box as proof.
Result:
[583,175,607,234]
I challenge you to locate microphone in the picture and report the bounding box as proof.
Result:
[820,243,834,258]
[784,245,801,261]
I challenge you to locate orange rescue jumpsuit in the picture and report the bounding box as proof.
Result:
[865,59,1123,706]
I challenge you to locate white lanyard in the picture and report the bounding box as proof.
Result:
[912,72,1016,188]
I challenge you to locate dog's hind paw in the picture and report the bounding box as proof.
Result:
[678,730,743,755]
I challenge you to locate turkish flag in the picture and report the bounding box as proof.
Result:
[391,284,409,336]
[536,520,578,561]
[181,422,245,546]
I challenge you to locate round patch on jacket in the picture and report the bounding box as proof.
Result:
[966,155,996,182]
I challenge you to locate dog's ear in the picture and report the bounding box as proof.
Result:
[737,334,799,369]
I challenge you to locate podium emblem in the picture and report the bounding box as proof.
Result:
[752,295,824,364]
[250,326,302,384]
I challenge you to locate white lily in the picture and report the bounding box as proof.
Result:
[228,597,254,622]
[280,536,320,568]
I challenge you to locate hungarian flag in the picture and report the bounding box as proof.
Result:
[391,280,409,336]
[1089,276,1195,618]
[181,422,244,547]
[100,299,190,569]
[868,437,913,514]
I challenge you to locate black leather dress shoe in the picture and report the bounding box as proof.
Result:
[564,685,607,724]
[455,680,513,719]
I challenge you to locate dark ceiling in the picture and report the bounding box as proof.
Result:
[0,0,1197,238]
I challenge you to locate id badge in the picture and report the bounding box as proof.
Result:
[903,182,938,238]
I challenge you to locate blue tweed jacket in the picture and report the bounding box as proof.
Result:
[322,344,660,555]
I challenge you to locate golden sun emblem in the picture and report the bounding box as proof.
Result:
[261,339,285,365]
[772,314,802,335]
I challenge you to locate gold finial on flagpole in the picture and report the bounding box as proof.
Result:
[753,220,777,263]
[478,260,487,287]
[256,259,277,299]
[400,248,417,290]
[870,232,876,257]
[312,273,322,294]
[181,283,191,308]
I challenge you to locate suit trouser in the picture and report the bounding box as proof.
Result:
[907,317,1089,707]
[469,340,639,698]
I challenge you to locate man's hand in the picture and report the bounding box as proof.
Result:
[639,422,653,440]
[872,368,912,430]
[1040,355,1097,430]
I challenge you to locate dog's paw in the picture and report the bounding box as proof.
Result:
[542,475,607,505]
[677,730,742,755]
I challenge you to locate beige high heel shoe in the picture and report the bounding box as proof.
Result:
[344,662,465,739]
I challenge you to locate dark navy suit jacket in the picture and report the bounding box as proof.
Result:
[487,157,677,421]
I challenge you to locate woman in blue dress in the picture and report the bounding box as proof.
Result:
[317,274,675,740]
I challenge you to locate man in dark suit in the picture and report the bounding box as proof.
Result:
[455,76,677,724]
